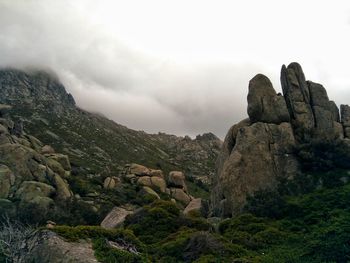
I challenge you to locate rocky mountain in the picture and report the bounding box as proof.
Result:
[0,69,221,189]
[1,63,350,263]
[211,62,350,217]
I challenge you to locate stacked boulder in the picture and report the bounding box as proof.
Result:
[211,63,349,217]
[168,171,191,205]
[0,105,73,218]
[124,163,193,205]
[103,176,121,190]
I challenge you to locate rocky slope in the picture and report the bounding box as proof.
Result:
[0,69,221,204]
[211,63,350,217]
[0,104,73,222]
[0,69,221,182]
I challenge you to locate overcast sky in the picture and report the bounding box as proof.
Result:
[1,0,350,138]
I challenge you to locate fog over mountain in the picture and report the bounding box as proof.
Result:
[1,0,350,138]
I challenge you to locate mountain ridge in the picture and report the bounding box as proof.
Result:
[0,68,222,186]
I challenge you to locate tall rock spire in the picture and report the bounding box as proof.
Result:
[211,63,348,218]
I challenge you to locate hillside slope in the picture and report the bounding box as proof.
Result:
[0,69,221,183]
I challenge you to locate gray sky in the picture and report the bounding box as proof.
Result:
[1,0,350,138]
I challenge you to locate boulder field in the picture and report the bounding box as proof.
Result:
[0,105,73,219]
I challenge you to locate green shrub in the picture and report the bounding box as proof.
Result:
[151,229,246,262]
[52,199,100,225]
[17,201,51,225]
[52,225,144,250]
[93,238,147,263]
[219,214,286,250]
[251,227,285,247]
[67,177,96,196]
[125,200,181,244]
[296,139,350,171]
[150,229,194,260]
[244,189,287,219]
[125,200,213,245]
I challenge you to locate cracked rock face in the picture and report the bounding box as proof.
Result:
[212,121,299,217]
[341,104,350,138]
[281,63,343,142]
[211,62,349,217]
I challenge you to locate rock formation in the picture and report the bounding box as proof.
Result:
[0,68,222,188]
[0,106,73,218]
[101,206,134,229]
[341,105,350,138]
[281,63,343,142]
[23,231,98,263]
[211,63,349,217]
[124,163,193,205]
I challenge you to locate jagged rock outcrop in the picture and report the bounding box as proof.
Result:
[281,63,343,141]
[0,69,75,115]
[211,62,350,217]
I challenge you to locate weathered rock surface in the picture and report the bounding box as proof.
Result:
[212,62,349,217]
[281,63,315,142]
[103,176,120,189]
[141,186,160,199]
[150,176,167,193]
[170,188,192,205]
[41,145,55,154]
[0,111,74,218]
[168,171,187,191]
[308,81,343,140]
[101,206,133,229]
[136,175,167,192]
[53,174,73,200]
[183,198,203,216]
[212,121,299,216]
[341,104,350,138]
[15,181,55,201]
[281,63,343,142]
[0,165,14,198]
[124,163,192,202]
[127,163,151,176]
[24,231,98,263]
[248,74,289,124]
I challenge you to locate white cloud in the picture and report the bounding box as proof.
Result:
[0,0,350,138]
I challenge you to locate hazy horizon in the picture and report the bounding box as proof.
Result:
[1,0,350,138]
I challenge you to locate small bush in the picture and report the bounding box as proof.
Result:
[296,139,350,171]
[93,238,147,263]
[244,189,287,219]
[52,225,145,251]
[125,200,181,244]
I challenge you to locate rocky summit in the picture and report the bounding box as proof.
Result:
[211,62,350,217]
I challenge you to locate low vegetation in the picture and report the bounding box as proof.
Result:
[42,178,348,262]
